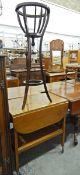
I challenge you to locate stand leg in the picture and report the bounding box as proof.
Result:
[39,38,52,103]
[22,38,31,109]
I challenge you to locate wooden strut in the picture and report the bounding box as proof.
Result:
[0,55,13,175]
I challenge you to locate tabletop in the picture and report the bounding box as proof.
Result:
[48,80,80,102]
[8,80,77,100]
[8,79,80,117]
[8,84,45,100]
[8,92,68,117]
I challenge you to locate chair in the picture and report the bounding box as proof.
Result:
[65,63,78,82]
[15,2,52,109]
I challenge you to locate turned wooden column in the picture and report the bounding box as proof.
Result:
[0,55,13,175]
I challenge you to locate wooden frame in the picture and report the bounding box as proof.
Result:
[50,39,64,68]
[68,50,78,63]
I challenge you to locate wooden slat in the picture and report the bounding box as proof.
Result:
[18,129,63,153]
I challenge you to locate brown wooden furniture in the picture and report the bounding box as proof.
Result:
[49,39,64,72]
[68,50,80,63]
[42,56,52,70]
[8,85,45,100]
[48,80,80,144]
[11,69,27,86]
[65,63,79,81]
[46,71,75,83]
[8,80,80,146]
[11,68,46,86]
[10,57,45,69]
[0,55,13,175]
[6,76,19,88]
[8,93,68,173]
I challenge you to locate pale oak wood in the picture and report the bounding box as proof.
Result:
[9,92,68,173]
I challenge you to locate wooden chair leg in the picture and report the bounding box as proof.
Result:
[14,129,19,174]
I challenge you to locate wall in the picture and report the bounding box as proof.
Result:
[0,0,80,50]
[0,0,80,35]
